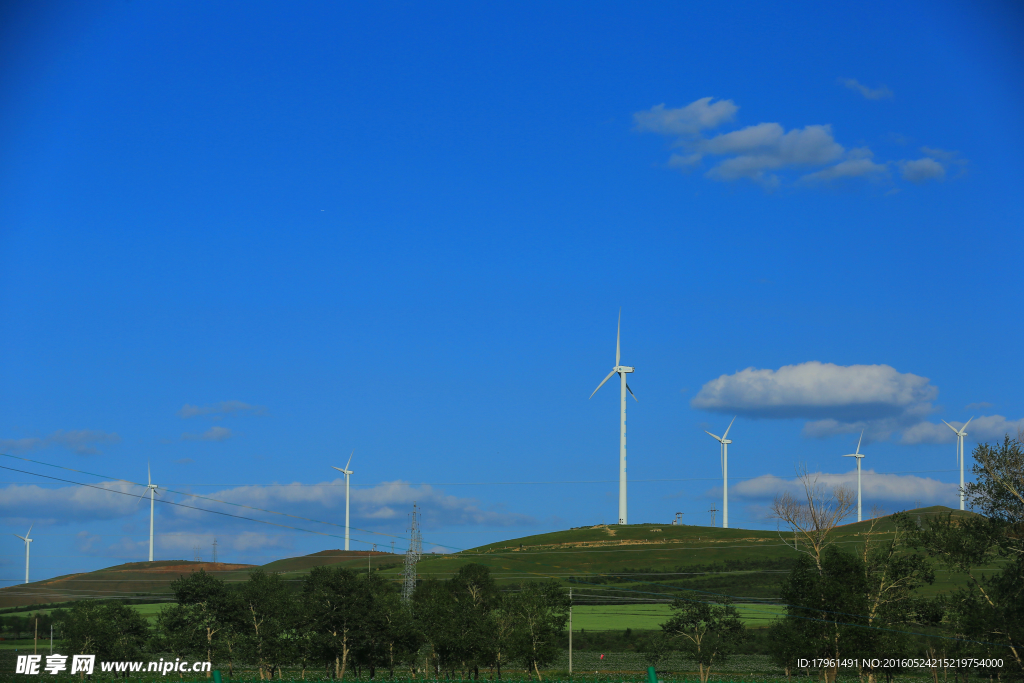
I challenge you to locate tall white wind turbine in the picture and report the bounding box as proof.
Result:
[842,431,866,522]
[942,417,973,511]
[14,524,32,584]
[146,463,158,562]
[705,417,736,529]
[332,451,355,550]
[590,310,636,525]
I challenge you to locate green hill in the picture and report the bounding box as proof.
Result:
[0,506,976,612]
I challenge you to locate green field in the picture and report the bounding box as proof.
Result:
[569,603,785,631]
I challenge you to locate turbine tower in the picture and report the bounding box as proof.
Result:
[146,463,158,562]
[942,417,973,511]
[14,525,32,584]
[332,451,355,551]
[590,310,637,525]
[842,430,866,522]
[705,417,736,528]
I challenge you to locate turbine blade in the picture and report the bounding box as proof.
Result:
[705,430,723,442]
[722,416,737,440]
[345,450,354,471]
[14,534,26,541]
[962,416,974,433]
[331,466,347,474]
[626,383,638,402]
[856,430,863,455]
[616,309,621,367]
[26,524,33,537]
[590,369,617,399]
[941,420,960,434]
[148,461,152,486]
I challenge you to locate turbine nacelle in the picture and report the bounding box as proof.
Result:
[843,430,865,459]
[705,416,737,445]
[942,417,973,438]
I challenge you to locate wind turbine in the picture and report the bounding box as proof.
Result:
[146,463,158,562]
[842,431,866,522]
[332,451,354,551]
[705,417,736,528]
[942,417,973,511]
[590,310,637,525]
[14,525,32,584]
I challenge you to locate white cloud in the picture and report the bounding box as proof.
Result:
[0,481,142,523]
[633,98,738,135]
[182,426,232,442]
[0,429,120,455]
[800,149,889,183]
[899,415,1022,445]
[899,421,958,445]
[727,469,957,506]
[170,479,535,530]
[841,78,894,100]
[900,157,945,183]
[963,415,1023,442]
[692,361,937,421]
[178,401,265,418]
[692,361,940,443]
[702,124,845,186]
[636,98,879,189]
[2,475,536,540]
[920,146,959,162]
[635,96,958,191]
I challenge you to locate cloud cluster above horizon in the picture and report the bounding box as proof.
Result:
[634,96,960,189]
[692,361,1022,444]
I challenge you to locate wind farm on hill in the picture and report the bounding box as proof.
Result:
[2,312,985,607]
[0,506,979,615]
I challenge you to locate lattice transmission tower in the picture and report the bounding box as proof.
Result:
[401,502,422,602]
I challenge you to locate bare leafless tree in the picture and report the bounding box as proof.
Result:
[771,463,855,570]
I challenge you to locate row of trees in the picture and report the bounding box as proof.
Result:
[761,435,1024,683]
[640,435,1023,683]
[0,610,55,640]
[52,564,568,680]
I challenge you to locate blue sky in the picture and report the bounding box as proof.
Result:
[1,1,1022,582]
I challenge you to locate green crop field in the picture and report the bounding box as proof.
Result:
[569,603,785,631]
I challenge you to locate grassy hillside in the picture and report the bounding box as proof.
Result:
[0,506,978,611]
